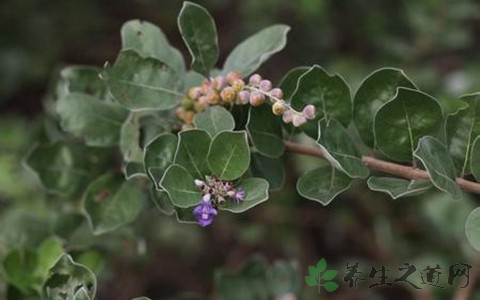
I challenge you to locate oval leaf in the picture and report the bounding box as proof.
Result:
[296,164,352,206]
[466,207,480,251]
[323,281,339,292]
[193,106,235,137]
[278,67,310,101]
[121,20,185,74]
[317,259,327,273]
[446,93,480,175]
[159,164,202,208]
[144,134,178,188]
[57,93,128,147]
[308,266,318,277]
[222,25,290,77]
[102,50,184,111]
[174,129,212,178]
[317,119,369,179]
[246,105,284,158]
[221,178,269,213]
[304,276,317,287]
[250,154,285,191]
[413,136,462,199]
[82,173,145,235]
[178,2,219,77]
[353,68,417,147]
[374,87,443,162]
[207,131,251,180]
[290,65,351,138]
[367,177,432,199]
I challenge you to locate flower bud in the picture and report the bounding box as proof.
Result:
[272,101,287,116]
[292,114,307,127]
[211,76,226,90]
[302,104,316,120]
[231,79,245,92]
[259,80,272,92]
[249,74,262,85]
[206,90,220,105]
[188,87,202,100]
[194,179,205,188]
[217,195,226,206]
[249,92,265,106]
[194,96,208,112]
[183,111,195,124]
[202,193,212,202]
[282,110,294,123]
[226,72,241,84]
[270,88,283,99]
[236,90,250,105]
[220,87,236,103]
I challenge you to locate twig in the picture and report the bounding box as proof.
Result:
[283,141,480,195]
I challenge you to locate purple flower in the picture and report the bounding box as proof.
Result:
[193,199,217,227]
[232,188,245,203]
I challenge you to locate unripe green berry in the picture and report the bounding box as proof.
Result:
[220,87,236,103]
[272,101,287,115]
[181,98,195,110]
[250,92,265,106]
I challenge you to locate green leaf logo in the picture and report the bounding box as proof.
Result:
[304,258,339,293]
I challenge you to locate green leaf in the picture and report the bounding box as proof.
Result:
[446,93,480,175]
[465,207,480,251]
[414,136,462,199]
[24,143,111,195]
[304,276,317,287]
[296,164,351,206]
[56,66,107,99]
[207,131,251,180]
[471,136,480,181]
[159,164,202,208]
[43,254,96,300]
[193,106,235,137]
[178,2,219,77]
[323,281,339,292]
[36,237,64,279]
[149,187,197,224]
[184,70,205,90]
[174,129,212,178]
[82,173,145,235]
[57,93,128,147]
[120,113,144,162]
[221,178,269,213]
[123,161,147,180]
[322,270,338,280]
[3,249,41,294]
[250,154,285,190]
[121,20,185,75]
[278,67,310,101]
[374,88,443,162]
[102,50,184,111]
[290,65,352,138]
[317,119,369,178]
[144,134,178,189]
[316,258,327,273]
[75,250,105,276]
[222,25,290,77]
[367,177,432,199]
[246,105,284,158]
[353,68,417,147]
[308,266,318,277]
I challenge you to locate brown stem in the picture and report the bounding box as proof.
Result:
[283,141,480,195]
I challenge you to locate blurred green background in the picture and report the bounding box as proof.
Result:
[2,0,480,299]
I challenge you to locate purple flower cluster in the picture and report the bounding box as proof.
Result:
[192,176,246,227]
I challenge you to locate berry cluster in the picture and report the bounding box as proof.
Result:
[175,72,316,128]
[193,176,245,227]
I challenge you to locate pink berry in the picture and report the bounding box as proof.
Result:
[292,115,307,127]
[226,72,241,84]
[259,80,272,92]
[211,76,226,90]
[282,110,294,123]
[249,92,265,106]
[302,104,316,120]
[237,90,250,105]
[270,88,283,99]
[249,74,262,85]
